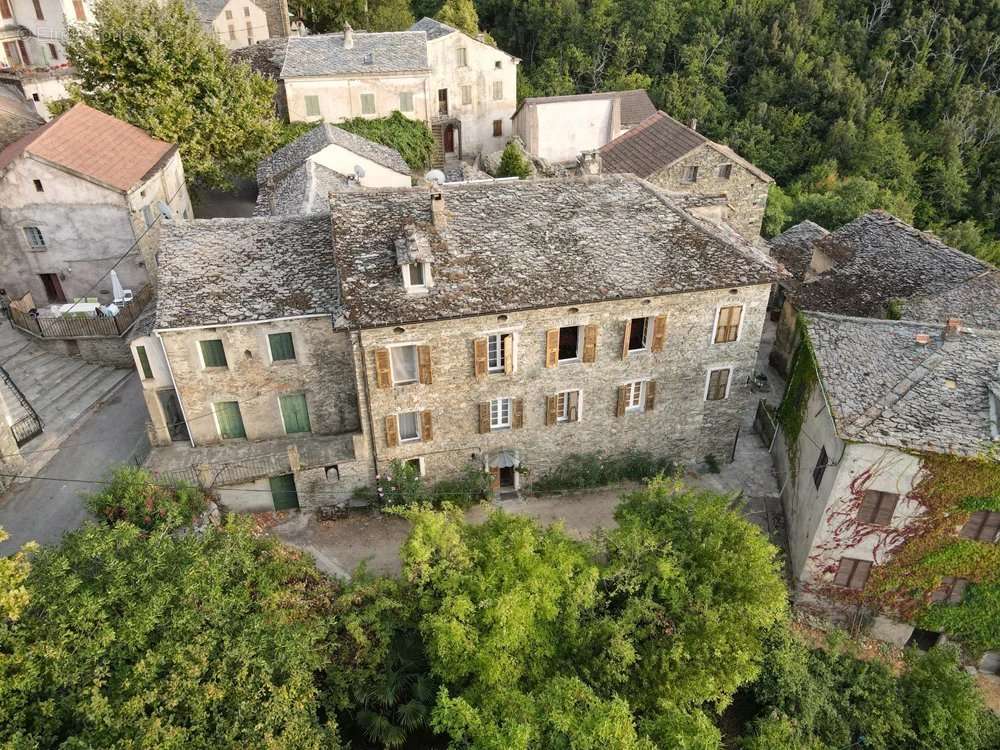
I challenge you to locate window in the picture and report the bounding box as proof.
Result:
[0,0,12,19]
[405,457,424,476]
[461,85,472,105]
[682,165,699,182]
[931,576,968,605]
[627,317,648,351]
[705,368,730,401]
[397,411,421,442]
[47,44,58,61]
[73,0,86,20]
[215,401,246,439]
[399,92,414,112]
[304,95,320,117]
[23,226,45,248]
[493,119,503,137]
[135,345,153,380]
[960,511,1000,542]
[492,80,503,100]
[555,390,580,422]
[490,397,512,430]
[857,490,899,525]
[32,179,43,192]
[228,24,236,40]
[437,88,448,115]
[833,557,872,590]
[244,5,251,16]
[457,47,467,66]
[495,60,502,69]
[268,332,296,361]
[246,21,253,41]
[225,9,233,19]
[408,262,425,287]
[390,345,419,385]
[269,474,299,510]
[32,0,43,19]
[718,163,733,179]
[360,93,376,115]
[623,381,644,412]
[813,446,829,489]
[487,333,511,373]
[200,339,228,368]
[279,393,311,434]
[713,305,743,343]
[558,326,580,362]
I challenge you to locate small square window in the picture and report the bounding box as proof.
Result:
[405,457,424,476]
[200,339,228,368]
[305,95,320,117]
[683,165,699,183]
[492,81,503,100]
[225,9,232,18]
[493,119,503,137]
[32,179,43,192]
[32,93,40,102]
[557,326,580,361]
[461,85,472,105]
[360,93,376,115]
[624,381,644,412]
[495,60,502,69]
[399,91,414,112]
[856,490,898,525]
[718,164,733,179]
[390,345,419,385]
[490,397,512,430]
[244,6,251,16]
[628,317,648,351]
[397,411,421,442]
[268,332,296,361]
[705,368,730,401]
[813,446,828,489]
[833,557,872,590]
[23,226,45,247]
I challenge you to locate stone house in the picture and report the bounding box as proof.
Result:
[0,0,92,71]
[774,312,1000,668]
[511,89,655,164]
[0,103,192,307]
[254,122,411,216]
[596,111,773,242]
[187,0,290,50]
[134,175,777,511]
[0,80,41,148]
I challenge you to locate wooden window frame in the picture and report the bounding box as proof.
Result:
[833,557,872,591]
[199,339,228,369]
[718,163,733,180]
[23,226,45,248]
[72,0,86,20]
[304,95,321,117]
[623,380,645,413]
[856,490,899,526]
[135,345,154,380]
[556,325,581,362]
[228,24,236,40]
[399,91,414,112]
[713,304,743,344]
[555,390,581,423]
[704,367,731,401]
[0,0,13,20]
[388,344,419,385]
[486,332,513,374]
[493,119,503,137]
[32,0,43,20]
[682,165,698,183]
[396,410,422,443]
[360,93,376,115]
[489,397,512,430]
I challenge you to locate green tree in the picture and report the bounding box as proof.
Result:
[86,466,206,531]
[496,141,532,178]
[0,522,341,748]
[66,0,284,189]
[302,0,414,32]
[435,0,486,38]
[0,528,36,622]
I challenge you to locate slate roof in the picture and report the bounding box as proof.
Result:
[257,123,410,183]
[791,211,990,317]
[156,214,340,329]
[0,85,44,150]
[805,312,1000,456]
[0,103,174,192]
[231,37,287,79]
[330,175,778,328]
[255,161,351,216]
[769,220,829,287]
[281,31,429,77]
[409,16,458,41]
[512,90,656,128]
[902,271,1000,331]
[189,0,230,23]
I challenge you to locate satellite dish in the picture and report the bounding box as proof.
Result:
[353,164,366,180]
[158,201,174,220]
[426,169,446,185]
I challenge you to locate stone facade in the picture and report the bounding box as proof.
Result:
[648,143,770,242]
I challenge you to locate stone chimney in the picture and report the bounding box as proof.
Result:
[343,22,354,49]
[431,191,446,229]
[689,118,698,132]
[943,318,962,340]
[576,150,602,176]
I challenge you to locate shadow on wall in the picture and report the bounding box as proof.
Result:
[193,178,259,219]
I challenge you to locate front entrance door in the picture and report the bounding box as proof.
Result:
[39,273,66,303]
[157,389,190,443]
[269,473,300,511]
[444,124,455,153]
[499,466,516,490]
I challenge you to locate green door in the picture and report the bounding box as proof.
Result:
[215,401,246,439]
[269,474,300,511]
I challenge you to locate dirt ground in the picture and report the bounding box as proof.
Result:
[978,673,1000,715]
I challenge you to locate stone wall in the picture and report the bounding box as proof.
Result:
[649,143,770,242]
[357,283,771,486]
[0,387,24,494]
[25,333,133,367]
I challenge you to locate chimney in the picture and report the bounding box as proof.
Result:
[343,22,354,49]
[576,149,602,176]
[915,333,931,346]
[944,318,962,340]
[431,191,446,229]
[689,118,698,132]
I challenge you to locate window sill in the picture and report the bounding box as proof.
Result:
[626,347,648,355]
[391,380,419,387]
[557,358,581,366]
[489,426,511,432]
[400,437,421,444]
[270,359,297,366]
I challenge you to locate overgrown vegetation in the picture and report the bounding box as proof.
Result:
[530,450,675,494]
[775,315,817,481]
[337,111,435,170]
[354,459,493,509]
[86,466,206,531]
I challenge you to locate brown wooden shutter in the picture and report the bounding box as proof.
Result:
[512,398,524,429]
[582,324,598,363]
[568,390,579,422]
[385,415,399,447]
[417,345,433,384]
[489,466,500,491]
[644,380,656,412]
[545,329,559,368]
[421,410,433,442]
[473,338,488,379]
[621,319,632,359]
[615,385,627,417]
[374,348,391,388]
[650,315,666,352]
[478,402,490,433]
[503,334,513,374]
[545,395,557,426]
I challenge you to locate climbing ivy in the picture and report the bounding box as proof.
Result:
[776,314,818,481]
[337,111,434,171]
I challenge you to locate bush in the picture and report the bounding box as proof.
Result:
[496,141,532,178]
[378,460,492,510]
[531,450,675,494]
[86,467,206,531]
[430,464,493,508]
[337,110,435,170]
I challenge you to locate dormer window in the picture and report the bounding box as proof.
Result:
[396,222,435,294]
[404,262,431,292]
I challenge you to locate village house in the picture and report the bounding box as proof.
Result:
[774,311,1000,670]
[254,122,411,216]
[0,0,91,71]
[0,103,191,319]
[134,175,778,511]
[187,0,290,50]
[0,79,41,147]
[511,90,655,164]
[594,110,773,242]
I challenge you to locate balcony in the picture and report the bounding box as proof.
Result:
[9,284,153,339]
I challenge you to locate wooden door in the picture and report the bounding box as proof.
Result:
[39,273,66,303]
[157,389,189,442]
[444,124,455,153]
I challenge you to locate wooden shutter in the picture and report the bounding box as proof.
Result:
[621,319,632,359]
[582,324,598,363]
[858,491,898,525]
[417,345,433,384]
[473,338,488,379]
[567,390,579,422]
[545,395,557,426]
[833,558,871,590]
[478,402,490,433]
[489,467,500,491]
[644,380,656,412]
[545,329,559,368]
[615,385,627,417]
[650,315,666,352]
[503,334,514,374]
[512,398,524,429]
[421,410,433,442]
[374,348,391,388]
[385,415,399,447]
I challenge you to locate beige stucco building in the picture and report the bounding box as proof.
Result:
[0,0,92,70]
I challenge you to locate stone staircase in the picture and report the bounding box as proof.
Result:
[0,323,132,468]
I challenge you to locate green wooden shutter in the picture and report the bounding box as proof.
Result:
[269,474,300,510]
[268,332,296,361]
[280,393,311,434]
[200,339,227,368]
[216,401,245,439]
[135,345,153,379]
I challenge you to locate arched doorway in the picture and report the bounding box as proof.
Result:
[443,124,456,154]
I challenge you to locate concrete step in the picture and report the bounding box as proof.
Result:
[33,363,104,415]
[7,352,67,388]
[15,356,82,399]
[41,368,131,433]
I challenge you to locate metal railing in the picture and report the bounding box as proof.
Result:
[0,365,43,447]
[9,285,153,340]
